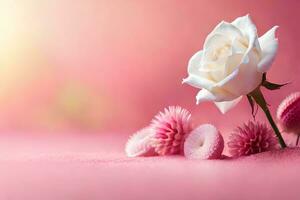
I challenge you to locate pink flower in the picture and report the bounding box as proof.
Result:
[228,121,277,157]
[184,124,224,160]
[277,92,300,133]
[125,127,157,157]
[151,106,192,155]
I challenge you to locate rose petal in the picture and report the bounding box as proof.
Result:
[232,15,255,34]
[187,50,203,75]
[204,33,231,51]
[215,52,261,97]
[200,48,228,76]
[183,50,215,89]
[232,14,261,55]
[214,96,243,114]
[209,21,243,40]
[224,53,244,75]
[182,75,215,90]
[187,50,213,79]
[196,88,236,104]
[196,89,219,104]
[257,26,279,72]
[231,37,248,55]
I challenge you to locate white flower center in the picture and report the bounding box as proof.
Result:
[211,43,231,61]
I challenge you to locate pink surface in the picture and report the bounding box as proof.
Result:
[0,0,299,132]
[1,133,300,200]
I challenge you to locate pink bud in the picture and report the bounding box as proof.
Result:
[277,92,300,134]
[184,124,224,159]
[151,106,192,155]
[125,127,157,157]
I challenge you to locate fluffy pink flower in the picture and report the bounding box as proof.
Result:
[125,127,157,157]
[151,106,192,155]
[277,92,300,133]
[228,121,277,157]
[184,124,224,160]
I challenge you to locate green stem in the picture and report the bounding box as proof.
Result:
[263,104,287,148]
[250,88,287,149]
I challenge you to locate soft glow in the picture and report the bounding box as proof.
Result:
[0,0,297,133]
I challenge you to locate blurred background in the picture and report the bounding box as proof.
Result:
[0,0,299,135]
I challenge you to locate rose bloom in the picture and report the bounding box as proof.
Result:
[183,15,278,113]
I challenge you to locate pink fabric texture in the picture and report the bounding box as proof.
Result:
[1,133,300,200]
[0,0,300,133]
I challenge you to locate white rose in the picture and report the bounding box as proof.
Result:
[183,14,279,114]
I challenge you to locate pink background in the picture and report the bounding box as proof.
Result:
[0,0,299,136]
[1,1,300,200]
